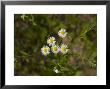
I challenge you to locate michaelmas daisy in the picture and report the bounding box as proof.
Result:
[41,46,50,56]
[58,28,67,38]
[60,44,69,54]
[47,37,56,46]
[53,67,59,73]
[51,45,60,54]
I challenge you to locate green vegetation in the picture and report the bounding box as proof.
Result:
[14,14,97,76]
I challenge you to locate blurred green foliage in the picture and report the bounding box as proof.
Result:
[14,14,97,76]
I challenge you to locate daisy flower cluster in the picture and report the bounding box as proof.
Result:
[41,28,69,56]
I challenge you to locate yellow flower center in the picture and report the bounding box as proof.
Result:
[44,48,48,53]
[53,47,58,51]
[50,39,54,43]
[62,47,66,52]
[61,31,65,35]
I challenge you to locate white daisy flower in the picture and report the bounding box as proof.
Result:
[53,67,59,73]
[54,69,59,73]
[51,45,60,54]
[58,28,67,38]
[47,37,56,46]
[60,44,69,54]
[41,46,50,56]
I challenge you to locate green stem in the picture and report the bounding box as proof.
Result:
[59,54,60,63]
